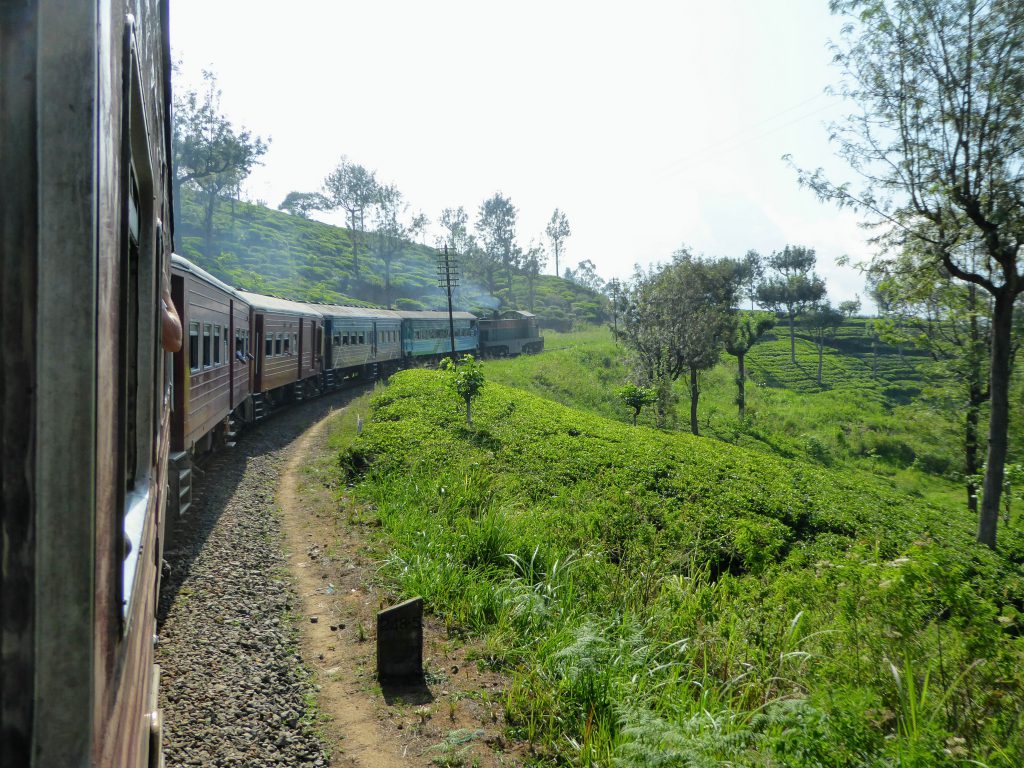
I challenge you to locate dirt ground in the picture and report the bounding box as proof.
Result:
[277,403,526,768]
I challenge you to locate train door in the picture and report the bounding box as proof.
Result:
[171,273,186,451]
[372,321,378,357]
[228,299,235,410]
[254,314,264,393]
[297,318,304,378]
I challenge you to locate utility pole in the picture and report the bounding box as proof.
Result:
[437,245,459,360]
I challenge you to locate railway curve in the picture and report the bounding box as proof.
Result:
[156,388,367,767]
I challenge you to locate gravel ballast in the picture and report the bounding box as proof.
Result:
[157,393,356,768]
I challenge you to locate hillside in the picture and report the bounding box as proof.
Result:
[174,188,606,326]
[339,369,1024,766]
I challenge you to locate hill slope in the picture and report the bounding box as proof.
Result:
[175,188,606,325]
[342,369,1024,766]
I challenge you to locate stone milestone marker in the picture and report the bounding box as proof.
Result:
[376,597,423,681]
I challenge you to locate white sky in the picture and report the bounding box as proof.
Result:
[170,0,872,304]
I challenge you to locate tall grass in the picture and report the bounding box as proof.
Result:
[340,371,1024,766]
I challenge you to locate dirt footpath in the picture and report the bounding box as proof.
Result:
[277,404,523,768]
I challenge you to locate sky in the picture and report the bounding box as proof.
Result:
[170,0,874,304]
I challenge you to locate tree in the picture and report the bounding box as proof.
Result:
[756,245,826,363]
[725,311,776,419]
[798,0,1024,548]
[440,354,485,425]
[477,193,518,301]
[737,250,765,310]
[368,183,409,309]
[618,384,658,426]
[322,156,378,273]
[806,302,846,387]
[620,254,740,434]
[869,244,991,514]
[605,278,625,338]
[838,296,862,318]
[568,259,605,292]
[546,209,571,277]
[522,242,548,312]
[409,211,430,244]
[173,69,268,255]
[277,191,328,218]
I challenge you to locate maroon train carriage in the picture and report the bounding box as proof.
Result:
[1,1,175,766]
[170,254,252,455]
[237,291,324,407]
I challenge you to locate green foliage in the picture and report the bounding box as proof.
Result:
[440,355,486,425]
[616,384,657,426]
[344,370,1024,765]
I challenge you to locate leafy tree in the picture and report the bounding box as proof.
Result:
[546,209,571,277]
[737,250,765,310]
[756,245,826,363]
[869,244,991,514]
[568,259,605,293]
[838,296,862,318]
[409,211,430,244]
[617,384,658,426]
[477,193,518,301]
[798,0,1024,547]
[368,183,409,309]
[277,191,328,218]
[522,242,548,312]
[620,254,740,434]
[725,311,776,419]
[173,69,268,255]
[806,302,846,386]
[322,156,378,272]
[605,278,625,338]
[440,354,485,425]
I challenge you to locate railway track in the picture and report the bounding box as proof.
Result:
[156,387,367,767]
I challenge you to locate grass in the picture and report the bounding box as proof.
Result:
[339,369,1024,766]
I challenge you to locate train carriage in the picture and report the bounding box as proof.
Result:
[238,291,323,400]
[171,254,252,453]
[1,1,174,766]
[312,304,403,379]
[398,310,479,358]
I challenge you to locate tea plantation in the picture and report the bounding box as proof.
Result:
[341,369,1024,766]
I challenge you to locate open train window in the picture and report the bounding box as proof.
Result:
[275,333,283,355]
[213,325,221,365]
[118,24,160,630]
[202,323,212,368]
[265,334,273,357]
[189,322,200,373]
[283,334,290,354]
[292,332,297,354]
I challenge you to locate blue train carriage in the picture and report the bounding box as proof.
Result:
[307,304,403,384]
[478,309,545,356]
[398,310,480,359]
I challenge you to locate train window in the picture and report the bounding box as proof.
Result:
[203,323,212,368]
[357,332,364,345]
[189,322,200,373]
[275,333,282,355]
[333,332,341,346]
[283,334,290,354]
[265,334,273,357]
[343,332,349,346]
[213,325,221,365]
[292,333,298,353]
